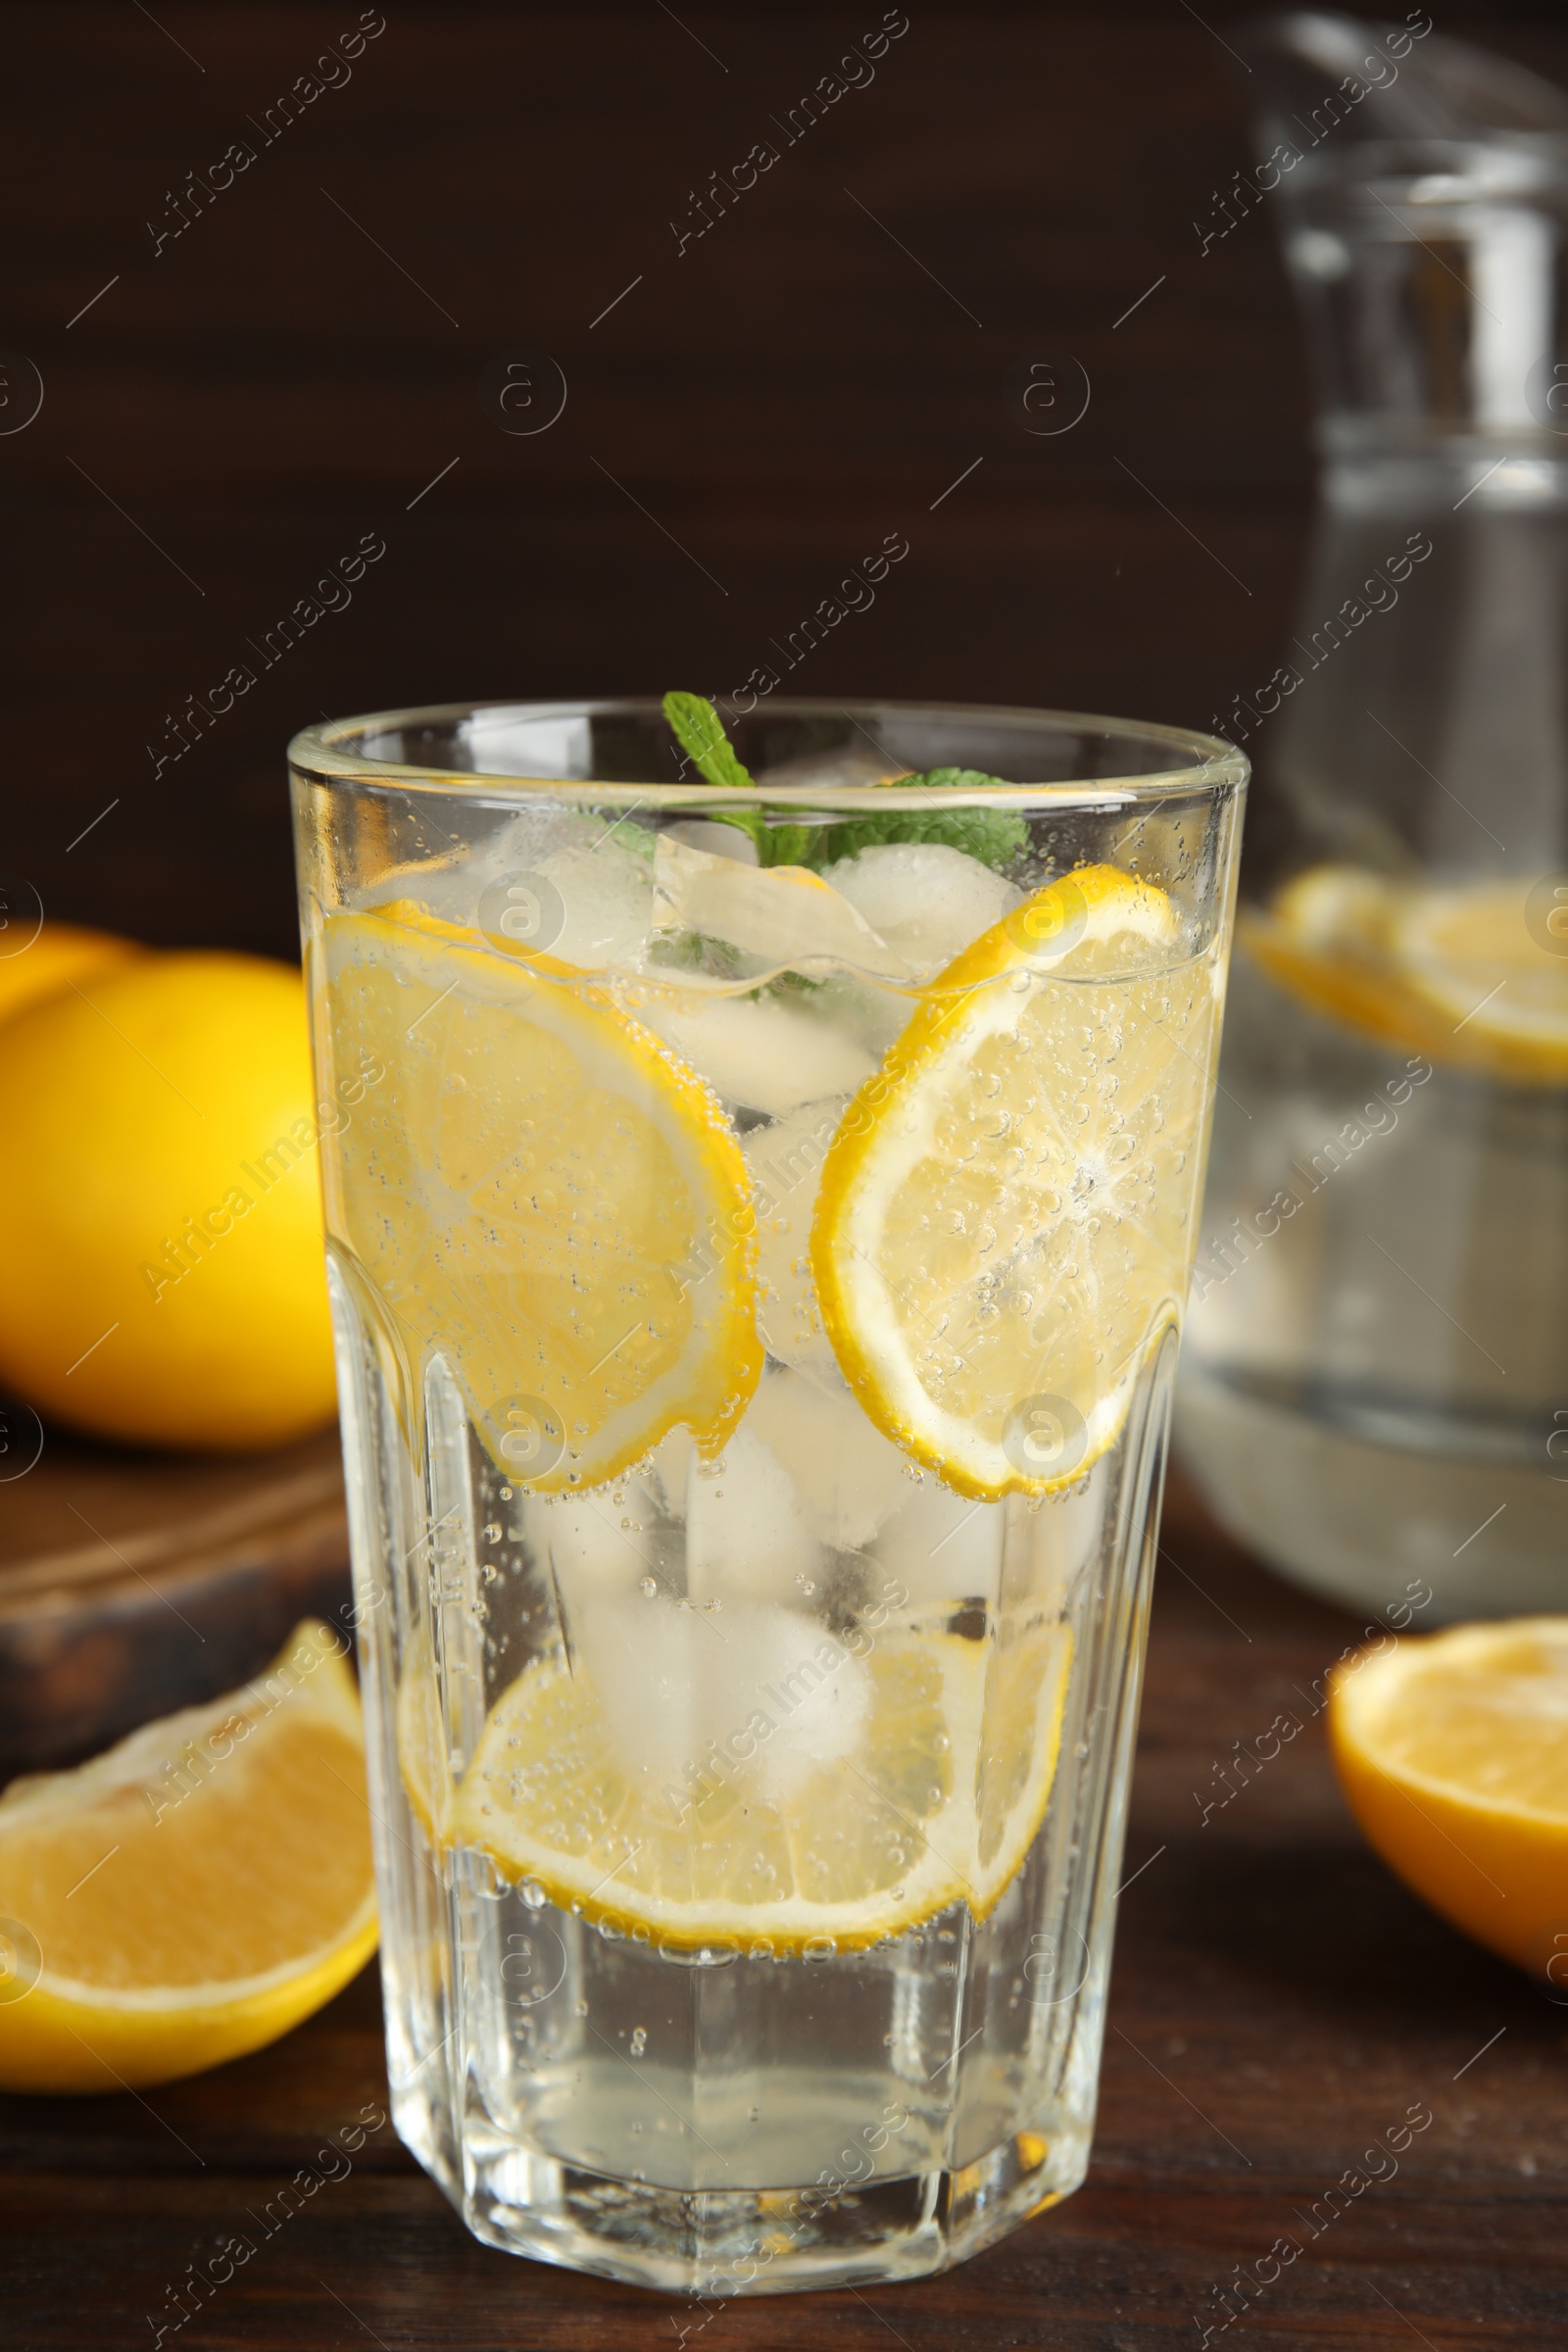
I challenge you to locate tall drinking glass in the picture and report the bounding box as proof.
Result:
[288,700,1245,2294]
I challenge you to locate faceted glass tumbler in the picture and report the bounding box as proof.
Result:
[288,700,1245,2294]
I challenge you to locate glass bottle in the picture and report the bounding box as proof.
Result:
[1177,12,1568,1617]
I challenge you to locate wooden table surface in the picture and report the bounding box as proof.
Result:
[5,1467,1562,2351]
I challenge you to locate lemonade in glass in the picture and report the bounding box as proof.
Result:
[289,697,1245,2293]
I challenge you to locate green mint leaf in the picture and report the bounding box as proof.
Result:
[759,821,814,868]
[663,691,754,791]
[661,701,1028,874]
[662,689,769,858]
[804,768,1029,872]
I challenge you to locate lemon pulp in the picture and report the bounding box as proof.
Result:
[1330,1618,1568,1980]
[0,1621,376,2092]
[438,1610,1071,1951]
[319,904,762,1490]
[809,866,1218,1498]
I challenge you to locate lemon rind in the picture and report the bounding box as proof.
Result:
[810,868,1187,1502]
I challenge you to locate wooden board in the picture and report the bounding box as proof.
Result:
[2,1468,1563,2348]
[0,1423,350,1779]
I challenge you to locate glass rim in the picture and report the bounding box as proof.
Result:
[287,696,1248,812]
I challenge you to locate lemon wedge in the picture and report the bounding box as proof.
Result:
[1330,1618,1568,1981]
[1243,865,1568,1087]
[808,866,1215,1500]
[441,1610,1070,1951]
[0,1621,376,2093]
[319,904,762,1490]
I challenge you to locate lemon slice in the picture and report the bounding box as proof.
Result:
[808,866,1214,1500]
[442,1610,1070,1950]
[1396,882,1568,1058]
[1244,865,1568,1087]
[0,1621,376,2092]
[320,905,762,1490]
[1329,1618,1568,1981]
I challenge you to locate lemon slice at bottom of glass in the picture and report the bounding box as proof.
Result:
[434,1613,1072,1952]
[810,864,1213,1501]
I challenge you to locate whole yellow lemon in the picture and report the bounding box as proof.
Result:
[0,952,350,1450]
[0,918,141,1024]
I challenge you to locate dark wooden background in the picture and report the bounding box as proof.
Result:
[7,5,1568,2345]
[4,0,1562,964]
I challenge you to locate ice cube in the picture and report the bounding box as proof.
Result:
[748,1366,911,1551]
[473,809,656,971]
[640,993,874,1115]
[685,1424,822,1606]
[567,1590,867,1810]
[740,1605,868,1805]
[664,818,759,865]
[563,1592,724,1795]
[742,1101,844,1375]
[754,748,899,791]
[521,1480,661,1597]
[872,1477,1004,1611]
[653,837,913,979]
[822,842,1023,978]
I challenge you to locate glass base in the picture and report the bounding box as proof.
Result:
[397,2086,1086,2294]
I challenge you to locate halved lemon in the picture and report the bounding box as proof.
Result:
[0,1621,376,2092]
[808,866,1217,1500]
[442,1610,1071,1951]
[1244,865,1568,1087]
[1329,1618,1568,1981]
[318,904,762,1490]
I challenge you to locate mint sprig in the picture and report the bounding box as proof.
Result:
[664,690,756,793]
[663,691,805,863]
[814,773,1028,870]
[662,692,1027,873]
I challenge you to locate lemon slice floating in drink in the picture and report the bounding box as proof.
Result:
[320,905,761,1491]
[1243,864,1568,1087]
[809,865,1216,1499]
[444,1611,1071,1951]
